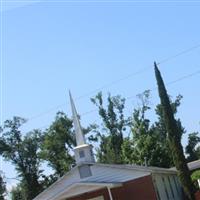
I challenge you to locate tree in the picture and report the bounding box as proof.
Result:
[0,174,6,200]
[0,117,44,200]
[150,94,185,168]
[122,90,152,165]
[154,63,194,200]
[40,112,75,177]
[91,92,128,164]
[11,184,26,200]
[122,90,173,167]
[191,170,200,191]
[154,94,185,141]
[186,132,200,162]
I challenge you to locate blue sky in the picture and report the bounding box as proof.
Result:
[1,0,200,192]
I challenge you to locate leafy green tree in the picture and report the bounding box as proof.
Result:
[122,90,172,167]
[191,170,200,191]
[11,184,26,200]
[0,174,6,200]
[0,117,44,200]
[91,92,128,164]
[121,137,135,164]
[191,170,200,182]
[186,132,200,162]
[122,90,152,165]
[154,63,194,200]
[40,112,75,177]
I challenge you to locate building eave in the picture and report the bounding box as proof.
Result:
[48,182,122,200]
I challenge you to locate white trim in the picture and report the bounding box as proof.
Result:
[197,179,200,188]
[77,182,122,188]
[48,182,122,200]
[65,182,122,191]
[107,187,113,200]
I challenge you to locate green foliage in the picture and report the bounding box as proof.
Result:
[41,174,59,189]
[154,94,185,141]
[91,92,128,164]
[122,90,153,165]
[154,63,194,200]
[0,174,6,200]
[0,117,44,200]
[123,132,173,167]
[150,94,185,167]
[122,90,173,167]
[191,170,200,182]
[186,132,200,162]
[11,184,26,200]
[40,112,75,176]
[191,170,200,191]
[121,137,135,164]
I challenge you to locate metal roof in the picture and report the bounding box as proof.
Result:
[187,159,200,171]
[34,162,178,200]
[170,159,200,171]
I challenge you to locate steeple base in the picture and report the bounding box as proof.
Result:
[74,144,95,165]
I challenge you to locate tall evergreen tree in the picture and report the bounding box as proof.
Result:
[154,62,194,200]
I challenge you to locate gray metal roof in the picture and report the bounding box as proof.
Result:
[170,159,200,171]
[34,162,178,200]
[187,159,200,171]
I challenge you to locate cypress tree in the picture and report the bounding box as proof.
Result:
[154,62,194,200]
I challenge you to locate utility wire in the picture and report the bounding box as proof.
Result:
[27,66,150,121]
[157,44,200,65]
[25,43,200,123]
[23,108,99,132]
[24,68,200,133]
[127,69,200,99]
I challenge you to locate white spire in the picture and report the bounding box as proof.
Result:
[69,91,95,165]
[69,91,86,146]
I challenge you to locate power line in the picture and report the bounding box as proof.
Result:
[24,68,200,133]
[126,69,200,100]
[4,176,20,181]
[23,108,98,133]
[90,68,200,127]
[157,44,200,65]
[24,43,200,123]
[164,70,200,86]
[27,66,151,122]
[28,103,67,121]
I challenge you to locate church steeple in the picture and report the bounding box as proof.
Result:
[69,91,95,165]
[69,91,86,146]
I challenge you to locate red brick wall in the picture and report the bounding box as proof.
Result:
[67,175,157,200]
[195,190,200,200]
[67,188,110,200]
[111,175,157,200]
